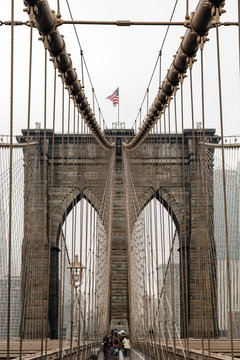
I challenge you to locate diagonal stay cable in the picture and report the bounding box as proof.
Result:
[23,0,112,150]
[126,0,226,151]
[131,0,179,129]
[65,0,108,128]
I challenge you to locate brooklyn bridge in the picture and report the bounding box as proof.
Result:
[1,1,240,360]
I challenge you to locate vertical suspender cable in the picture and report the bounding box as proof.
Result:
[92,208,96,348]
[78,121,85,347]
[81,50,85,88]
[75,112,81,360]
[173,90,186,355]
[69,104,74,358]
[7,1,14,359]
[158,119,167,355]
[41,46,48,359]
[162,112,169,359]
[87,204,93,355]
[155,121,166,360]
[62,95,73,360]
[180,79,189,350]
[56,0,60,16]
[215,23,234,360]
[71,103,76,261]
[200,44,214,358]
[92,88,95,115]
[45,67,57,356]
[238,0,240,72]
[159,51,162,88]
[19,23,33,359]
[99,108,101,129]
[61,95,71,359]
[167,104,177,360]
[189,65,204,345]
[151,127,158,358]
[71,103,77,358]
[148,132,155,357]
[186,0,189,19]
[147,88,149,114]
[83,131,89,351]
[59,81,65,356]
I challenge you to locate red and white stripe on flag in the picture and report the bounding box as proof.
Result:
[106,88,119,107]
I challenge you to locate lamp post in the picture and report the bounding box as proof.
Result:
[67,255,85,346]
[68,255,85,289]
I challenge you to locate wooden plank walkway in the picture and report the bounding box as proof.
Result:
[1,339,240,360]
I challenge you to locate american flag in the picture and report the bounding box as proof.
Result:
[106,88,119,107]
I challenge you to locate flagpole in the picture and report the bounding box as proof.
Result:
[118,88,120,129]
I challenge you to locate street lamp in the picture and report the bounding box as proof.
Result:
[67,255,86,346]
[68,255,85,289]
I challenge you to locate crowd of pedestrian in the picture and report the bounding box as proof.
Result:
[102,329,131,357]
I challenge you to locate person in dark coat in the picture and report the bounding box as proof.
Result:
[103,335,110,357]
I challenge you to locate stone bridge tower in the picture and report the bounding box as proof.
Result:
[18,128,219,339]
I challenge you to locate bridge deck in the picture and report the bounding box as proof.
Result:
[1,340,240,359]
[180,339,240,356]
[139,339,240,359]
[0,340,59,358]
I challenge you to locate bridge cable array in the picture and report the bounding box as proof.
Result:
[23,0,113,151]
[1,1,115,356]
[1,1,240,360]
[131,0,179,132]
[125,0,226,151]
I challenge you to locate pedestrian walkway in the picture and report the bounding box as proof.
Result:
[98,348,148,360]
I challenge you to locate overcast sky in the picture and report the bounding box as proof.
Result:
[0,1,240,137]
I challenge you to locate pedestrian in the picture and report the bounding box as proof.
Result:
[112,332,120,356]
[122,336,131,356]
[103,335,110,358]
